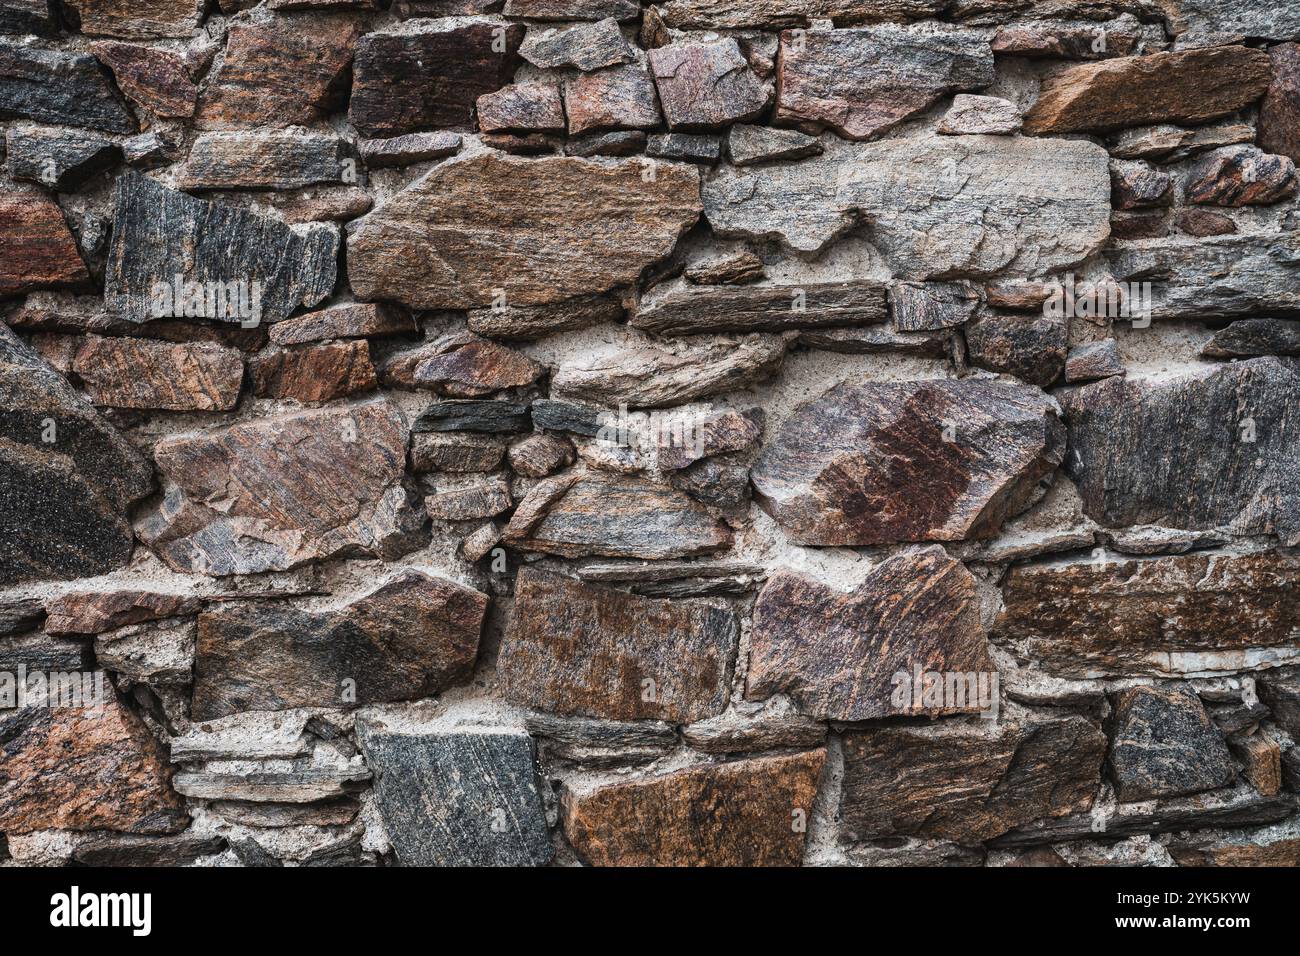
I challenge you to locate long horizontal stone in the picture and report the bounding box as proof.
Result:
[45,591,198,635]
[62,335,245,411]
[630,282,887,335]
[171,770,371,803]
[179,131,360,190]
[0,39,137,133]
[63,0,204,39]
[5,126,120,191]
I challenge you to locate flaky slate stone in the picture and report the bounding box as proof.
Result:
[1229,734,1282,797]
[1108,685,1236,802]
[748,547,994,720]
[0,324,153,586]
[504,470,733,558]
[198,16,360,128]
[0,191,89,295]
[840,717,1105,843]
[1109,159,1170,208]
[172,769,370,803]
[413,400,532,433]
[564,63,661,133]
[0,597,44,636]
[1060,359,1300,543]
[358,131,463,168]
[504,0,640,17]
[251,341,377,403]
[349,152,700,310]
[726,124,821,165]
[6,126,120,191]
[104,173,338,324]
[752,378,1065,546]
[1260,44,1300,165]
[467,293,622,340]
[632,282,886,335]
[0,691,185,835]
[137,400,426,576]
[520,17,635,70]
[670,456,752,509]
[1169,822,1300,867]
[425,477,512,520]
[64,335,244,411]
[180,131,360,190]
[0,631,89,671]
[63,0,204,38]
[269,303,416,346]
[568,129,648,157]
[656,407,762,470]
[649,38,769,130]
[775,27,993,141]
[551,333,783,408]
[1162,0,1300,42]
[477,82,565,133]
[0,0,57,35]
[357,721,553,867]
[192,572,486,719]
[0,40,136,133]
[1109,120,1255,163]
[995,552,1300,679]
[705,132,1110,268]
[562,750,825,866]
[1065,338,1123,382]
[94,619,195,684]
[1202,320,1300,359]
[411,432,506,473]
[685,251,765,285]
[508,433,574,477]
[501,568,736,722]
[1186,146,1299,207]
[890,281,979,331]
[91,40,197,119]
[966,313,1067,387]
[72,834,226,867]
[350,21,525,137]
[657,0,946,29]
[1023,46,1271,134]
[382,332,542,397]
[645,132,721,163]
[532,399,603,436]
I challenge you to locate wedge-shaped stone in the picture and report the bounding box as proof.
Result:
[350,20,524,137]
[179,131,360,191]
[776,27,993,141]
[104,173,338,324]
[649,38,770,130]
[0,191,89,295]
[1202,320,1300,359]
[0,325,153,586]
[6,126,120,191]
[269,302,416,346]
[382,332,543,397]
[358,721,553,866]
[1023,46,1271,134]
[136,399,426,576]
[65,335,244,411]
[1060,359,1300,543]
[1108,685,1235,802]
[995,552,1300,679]
[840,716,1105,844]
[46,590,199,635]
[0,40,136,133]
[501,567,737,723]
[193,572,487,719]
[349,152,700,310]
[631,282,886,335]
[504,471,733,559]
[562,750,825,866]
[752,378,1065,546]
[63,0,203,38]
[748,547,994,720]
[704,132,1110,268]
[91,40,197,118]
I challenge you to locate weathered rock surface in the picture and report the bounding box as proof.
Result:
[180,131,360,191]
[1169,822,1300,867]
[91,40,197,119]
[72,834,226,867]
[1060,359,1300,543]
[991,20,1140,58]
[468,296,624,340]
[0,324,154,586]
[94,618,195,684]
[1162,0,1300,42]
[63,0,204,39]
[965,312,1067,386]
[477,82,565,132]
[1065,338,1123,381]
[1107,684,1236,802]
[1109,120,1255,163]
[382,332,542,397]
[938,93,1022,134]
[632,282,886,335]
[269,303,416,346]
[1023,47,1271,134]
[1185,146,1299,207]
[137,400,426,576]
[1109,158,1171,209]
[251,340,377,403]
[172,769,370,803]
[649,38,770,130]
[726,124,821,165]
[752,378,1065,546]
[775,27,993,141]
[840,717,1106,843]
[685,251,766,285]
[6,126,120,191]
[0,0,58,35]
[890,281,979,331]
[520,18,636,70]
[562,750,825,866]
[349,152,700,310]
[657,0,947,29]
[358,721,553,866]
[564,63,661,133]
[414,399,532,433]
[748,547,993,720]
[508,433,574,477]
[501,567,737,722]
[411,432,506,473]
[425,477,512,520]
[1202,320,1300,360]
[63,335,245,411]
[646,131,721,163]
[0,40,137,133]
[0,191,89,295]
[1260,43,1300,165]
[996,552,1300,679]
[504,0,640,18]
[705,132,1111,268]
[358,131,463,168]
[192,572,486,719]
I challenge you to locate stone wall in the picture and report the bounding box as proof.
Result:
[2,0,1299,868]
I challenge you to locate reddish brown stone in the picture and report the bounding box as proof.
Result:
[0,191,89,295]
[91,40,197,118]
[562,750,825,866]
[477,82,565,133]
[1260,43,1300,165]
[1170,830,1300,867]
[564,63,661,134]
[45,589,201,635]
[1177,208,1237,237]
[1110,159,1170,209]
[424,477,512,520]
[648,38,769,131]
[251,340,377,403]
[65,0,204,39]
[381,332,543,397]
[410,432,506,473]
[1229,735,1282,798]
[991,22,1139,59]
[1186,146,1299,207]
[268,303,416,346]
[66,335,244,411]
[507,433,574,477]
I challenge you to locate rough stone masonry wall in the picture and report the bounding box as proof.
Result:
[1,0,1300,869]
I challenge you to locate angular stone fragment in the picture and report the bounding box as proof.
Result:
[938,93,1022,134]
[520,17,635,70]
[1108,685,1236,802]
[137,400,426,576]
[269,303,415,346]
[105,174,338,325]
[180,131,360,190]
[6,126,120,191]
[996,552,1300,679]
[477,82,565,133]
[359,721,552,866]
[1186,146,1299,207]
[0,191,89,295]
[0,631,89,672]
[649,39,769,130]
[1260,43,1300,165]
[0,597,44,636]
[358,131,463,169]
[91,40,197,118]
[776,27,993,141]
[193,572,485,720]
[0,0,57,35]
[633,282,885,335]
[501,567,736,722]
[349,152,700,309]
[525,713,675,766]
[552,333,783,408]
[64,335,244,411]
[425,477,512,520]
[225,186,373,224]
[682,708,826,754]
[121,129,183,169]
[411,432,506,473]
[564,63,661,134]
[171,769,370,803]
[0,40,136,133]
[990,20,1140,58]
[655,407,762,470]
[1109,120,1255,162]
[670,456,752,509]
[479,131,561,155]
[966,312,1067,387]
[72,834,226,868]
[1109,158,1171,208]
[508,433,574,477]
[1060,359,1300,542]
[414,400,532,433]
[1023,47,1271,134]
[1177,208,1236,237]
[468,294,622,340]
[753,378,1065,546]
[685,251,765,285]
[504,0,640,17]
[504,470,733,558]
[645,132,721,163]
[383,332,542,397]
[889,281,978,331]
[0,692,185,835]
[802,319,952,354]
[1201,320,1300,359]
[567,129,647,157]
[1162,0,1300,42]
[532,399,603,436]
[350,21,525,137]
[63,0,203,39]
[658,0,947,29]
[840,717,1105,843]
[749,548,994,721]
[209,798,358,830]
[562,750,825,866]
[726,123,821,165]
[1169,821,1300,867]
[251,340,376,403]
[94,617,194,684]
[198,16,361,128]
[1229,735,1282,797]
[1258,674,1300,737]
[1065,338,1123,382]
[705,132,1110,268]
[0,325,153,586]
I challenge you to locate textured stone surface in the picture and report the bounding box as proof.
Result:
[1065,338,1123,381]
[657,0,947,29]
[0,39,136,133]
[726,124,822,165]
[1260,43,1300,165]
[180,131,360,191]
[382,332,542,396]
[193,572,486,719]
[633,281,886,335]
[414,399,532,434]
[938,93,1022,134]
[251,340,377,403]
[0,191,89,295]
[64,0,203,39]
[425,477,512,520]
[91,40,197,118]
[966,313,1067,386]
[1202,320,1300,360]
[685,251,766,285]
[411,432,506,473]
[358,131,462,168]
[748,547,993,720]
[477,82,565,133]
[508,433,574,477]
[6,126,120,191]
[562,750,825,866]
[504,0,640,17]
[649,38,769,130]
[269,303,415,346]
[1109,158,1170,209]
[349,152,700,310]
[564,62,661,133]
[63,335,245,411]
[1108,685,1236,802]
[1109,120,1255,163]
[1185,146,1298,207]
[520,18,635,70]
[752,378,1065,546]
